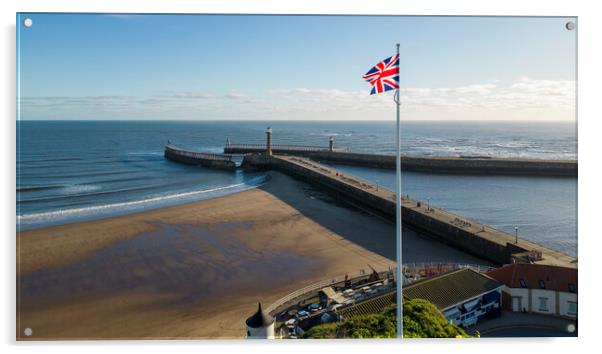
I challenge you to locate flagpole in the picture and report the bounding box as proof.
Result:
[394,42,403,339]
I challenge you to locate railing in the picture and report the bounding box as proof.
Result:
[287,156,391,194]
[265,279,335,316]
[225,143,350,152]
[265,263,495,315]
[403,262,495,284]
[165,144,233,161]
[265,269,392,315]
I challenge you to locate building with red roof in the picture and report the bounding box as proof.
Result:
[486,264,577,319]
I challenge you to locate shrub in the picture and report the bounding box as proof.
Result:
[303,299,469,339]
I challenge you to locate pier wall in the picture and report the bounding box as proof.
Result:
[230,146,577,177]
[164,145,236,171]
[162,145,575,267]
[243,154,576,267]
[401,207,513,265]
[244,154,396,218]
[312,152,577,177]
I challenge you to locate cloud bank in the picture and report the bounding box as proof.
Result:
[19,78,575,121]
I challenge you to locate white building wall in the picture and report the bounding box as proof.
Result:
[530,289,556,315]
[558,292,578,318]
[506,287,529,312]
[246,322,275,339]
[504,285,577,319]
[441,288,502,327]
[506,287,577,318]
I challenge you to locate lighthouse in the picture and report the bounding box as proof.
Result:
[266,127,273,156]
[245,302,275,339]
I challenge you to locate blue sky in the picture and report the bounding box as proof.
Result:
[17,14,576,120]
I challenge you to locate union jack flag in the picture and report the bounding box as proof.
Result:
[362,54,399,95]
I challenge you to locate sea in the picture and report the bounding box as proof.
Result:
[16,120,577,256]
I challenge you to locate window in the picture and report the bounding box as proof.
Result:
[519,278,527,288]
[568,283,576,293]
[538,280,546,289]
[539,297,549,311]
[568,302,577,315]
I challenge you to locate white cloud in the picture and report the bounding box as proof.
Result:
[157,91,215,99]
[259,78,575,120]
[224,92,252,101]
[18,78,576,121]
[511,77,574,97]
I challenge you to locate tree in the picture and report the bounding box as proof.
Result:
[402,299,468,338]
[303,298,469,339]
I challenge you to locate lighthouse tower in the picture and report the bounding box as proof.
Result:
[245,302,275,339]
[266,127,273,156]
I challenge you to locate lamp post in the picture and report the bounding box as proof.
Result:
[427,197,431,211]
[514,226,519,244]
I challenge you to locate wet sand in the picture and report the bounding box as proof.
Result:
[17,172,395,339]
[17,171,487,340]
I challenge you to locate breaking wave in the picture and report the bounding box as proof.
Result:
[17,175,268,228]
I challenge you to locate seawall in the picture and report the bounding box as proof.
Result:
[243,154,576,268]
[228,146,577,177]
[164,144,236,171]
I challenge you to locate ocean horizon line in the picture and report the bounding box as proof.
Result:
[17,119,577,123]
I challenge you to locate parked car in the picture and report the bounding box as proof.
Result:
[352,293,365,301]
[365,288,378,296]
[284,318,297,328]
[308,303,321,313]
[296,310,310,320]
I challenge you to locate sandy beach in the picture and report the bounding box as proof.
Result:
[17,171,394,339]
[17,171,487,340]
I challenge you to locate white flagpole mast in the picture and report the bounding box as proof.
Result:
[394,42,403,339]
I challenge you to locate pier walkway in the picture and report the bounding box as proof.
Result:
[164,144,240,170]
[225,143,350,154]
[162,143,576,269]
[244,154,576,268]
[227,144,577,177]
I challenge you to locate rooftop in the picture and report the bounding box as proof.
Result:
[486,263,577,293]
[403,268,503,310]
[246,302,274,328]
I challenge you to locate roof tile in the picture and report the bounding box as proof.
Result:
[486,263,577,293]
[403,268,502,310]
